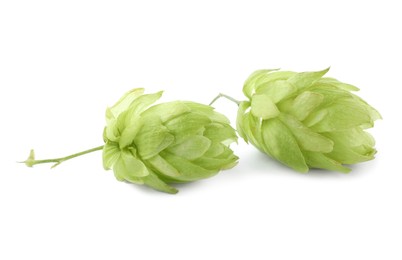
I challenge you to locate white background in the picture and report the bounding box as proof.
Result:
[0,1,400,259]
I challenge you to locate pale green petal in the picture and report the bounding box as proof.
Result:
[212,146,239,170]
[302,109,328,128]
[352,95,382,124]
[184,101,230,124]
[183,101,214,113]
[113,151,149,182]
[204,143,225,157]
[114,110,129,136]
[255,71,296,89]
[105,107,114,124]
[251,94,280,120]
[125,176,144,184]
[326,145,376,165]
[160,151,217,182]
[255,80,296,103]
[336,127,375,147]
[287,68,329,90]
[167,135,211,160]
[165,113,209,143]
[323,130,377,164]
[119,116,143,149]
[287,91,324,121]
[135,123,175,160]
[108,88,145,120]
[141,101,191,123]
[103,127,107,143]
[215,146,237,159]
[203,123,237,144]
[194,153,238,171]
[236,101,251,142]
[165,112,210,130]
[363,131,376,147]
[243,69,278,98]
[102,143,120,170]
[280,114,334,153]
[304,151,351,173]
[309,98,374,132]
[147,155,180,177]
[125,91,163,117]
[202,109,230,125]
[142,172,178,194]
[243,113,263,149]
[261,118,308,172]
[105,119,120,142]
[309,84,351,105]
[317,77,360,91]
[353,144,376,158]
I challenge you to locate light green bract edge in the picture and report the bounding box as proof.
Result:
[236,68,381,173]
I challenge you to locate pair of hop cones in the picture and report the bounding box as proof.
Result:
[23,68,381,194]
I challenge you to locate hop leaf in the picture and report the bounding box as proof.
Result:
[103,88,238,193]
[237,68,381,173]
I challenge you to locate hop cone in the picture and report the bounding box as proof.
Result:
[236,68,381,173]
[103,88,238,193]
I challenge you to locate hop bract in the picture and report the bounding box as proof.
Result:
[103,88,238,193]
[237,68,381,173]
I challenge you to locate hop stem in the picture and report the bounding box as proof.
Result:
[209,93,241,106]
[21,145,104,168]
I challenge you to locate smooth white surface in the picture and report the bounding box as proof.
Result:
[0,1,400,259]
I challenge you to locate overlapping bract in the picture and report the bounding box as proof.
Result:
[103,88,238,193]
[237,68,381,173]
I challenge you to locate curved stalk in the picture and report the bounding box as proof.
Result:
[209,93,241,106]
[21,145,104,168]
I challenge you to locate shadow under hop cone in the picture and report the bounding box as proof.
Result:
[236,68,381,173]
[103,88,238,193]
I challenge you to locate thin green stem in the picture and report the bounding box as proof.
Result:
[22,145,104,168]
[209,93,241,106]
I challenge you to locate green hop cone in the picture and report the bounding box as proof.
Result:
[236,68,381,173]
[103,88,238,193]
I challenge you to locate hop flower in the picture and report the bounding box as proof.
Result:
[236,68,381,173]
[103,88,238,193]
